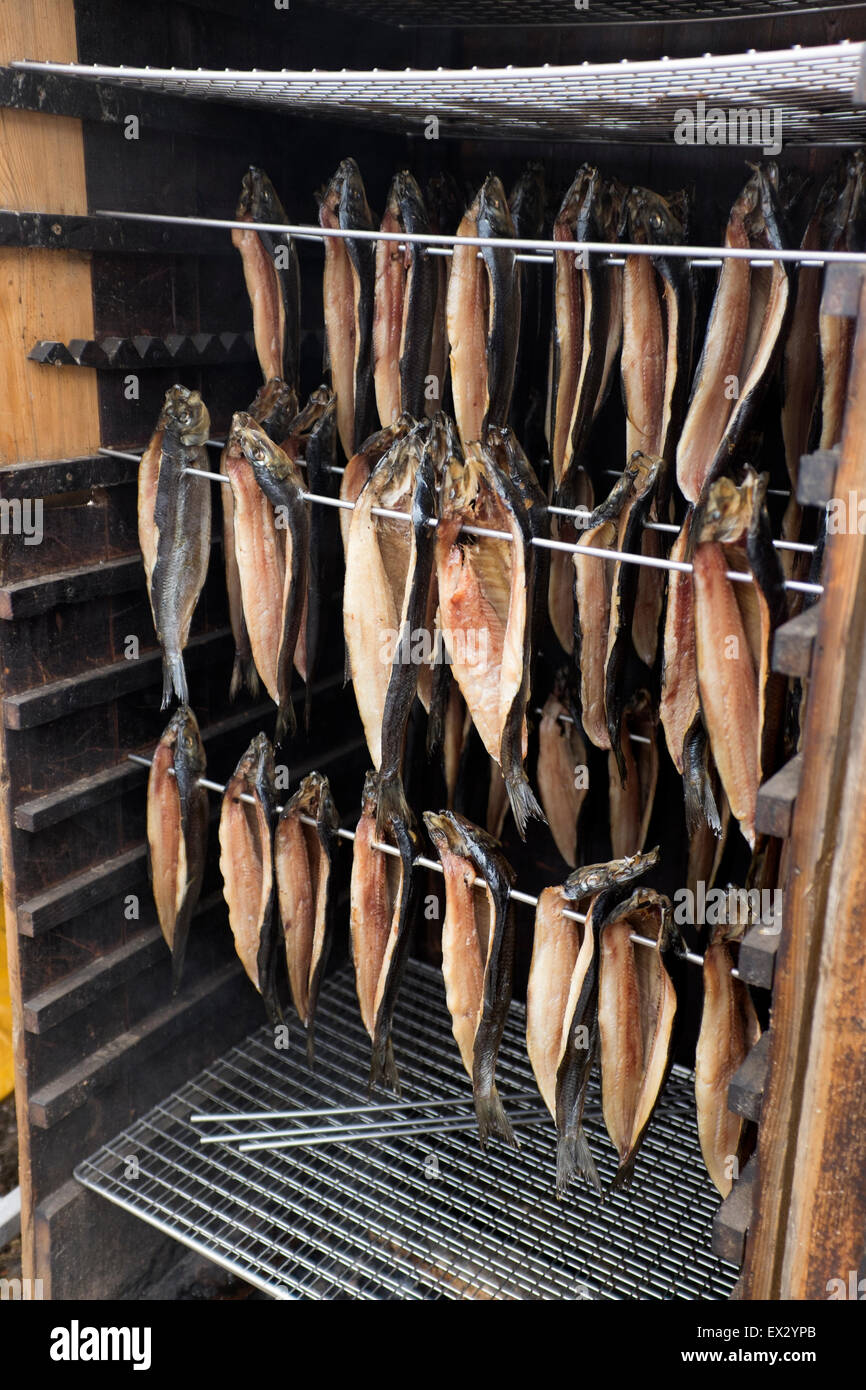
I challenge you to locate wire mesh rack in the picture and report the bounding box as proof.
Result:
[321,0,866,26]
[75,960,739,1301]
[12,44,866,143]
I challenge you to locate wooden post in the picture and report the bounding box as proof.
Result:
[741,274,866,1298]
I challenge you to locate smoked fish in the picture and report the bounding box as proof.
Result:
[228,414,310,744]
[608,689,659,860]
[695,925,761,1197]
[339,414,415,554]
[424,810,517,1147]
[597,887,676,1188]
[232,166,301,392]
[351,771,418,1090]
[425,171,463,417]
[319,158,377,456]
[274,771,340,1060]
[536,671,587,869]
[146,704,209,993]
[218,733,281,1023]
[138,384,212,708]
[374,171,437,424]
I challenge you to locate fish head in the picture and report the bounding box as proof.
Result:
[162,385,210,447]
[250,378,299,441]
[336,157,374,231]
[508,162,547,239]
[164,704,206,776]
[232,414,299,488]
[423,809,461,856]
[696,467,765,544]
[478,174,515,238]
[438,450,484,523]
[556,165,599,239]
[625,187,684,246]
[249,732,276,797]
[237,166,286,224]
[360,769,379,818]
[375,430,425,510]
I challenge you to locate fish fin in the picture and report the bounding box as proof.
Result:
[229,654,243,703]
[275,696,296,748]
[475,1085,518,1150]
[556,1126,602,1198]
[246,660,261,699]
[162,651,188,708]
[368,1034,401,1096]
[610,1150,638,1192]
[375,772,411,842]
[505,768,546,841]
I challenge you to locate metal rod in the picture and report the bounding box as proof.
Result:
[191,1090,539,1126]
[88,207,866,268]
[235,1109,549,1152]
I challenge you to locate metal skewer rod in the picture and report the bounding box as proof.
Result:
[129,753,769,971]
[90,207,866,267]
[191,1090,540,1126]
[548,505,817,555]
[235,1109,549,1152]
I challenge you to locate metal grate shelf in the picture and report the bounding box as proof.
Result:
[12,44,866,144]
[322,0,866,26]
[75,961,738,1301]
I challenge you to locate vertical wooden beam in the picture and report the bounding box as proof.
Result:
[0,0,99,1288]
[741,276,866,1298]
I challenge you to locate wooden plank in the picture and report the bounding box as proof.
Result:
[0,452,137,496]
[0,209,234,256]
[729,1032,771,1123]
[0,553,143,620]
[755,753,803,839]
[712,1158,756,1269]
[2,626,232,729]
[17,842,146,937]
[772,604,820,679]
[30,332,256,370]
[796,447,840,508]
[737,922,780,992]
[28,960,242,1128]
[742,277,866,1299]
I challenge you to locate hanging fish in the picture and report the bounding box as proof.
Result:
[227,414,309,744]
[221,378,297,701]
[446,174,521,446]
[343,424,435,795]
[526,849,659,1195]
[281,386,338,729]
[274,771,340,1060]
[597,887,677,1189]
[608,689,659,859]
[232,166,301,392]
[138,384,212,708]
[218,733,281,1023]
[424,171,463,418]
[339,414,416,554]
[508,162,547,445]
[695,923,761,1197]
[146,704,209,993]
[318,158,377,457]
[436,439,545,838]
[676,164,792,507]
[351,771,418,1090]
[536,671,588,869]
[573,461,639,750]
[374,171,437,425]
[424,810,517,1147]
[818,151,866,452]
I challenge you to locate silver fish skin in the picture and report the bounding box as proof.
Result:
[138,384,212,708]
[319,158,377,456]
[232,166,301,393]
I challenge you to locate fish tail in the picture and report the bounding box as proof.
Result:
[368,1033,401,1095]
[162,651,188,708]
[306,1025,316,1068]
[684,764,722,839]
[375,772,411,841]
[275,696,296,748]
[170,942,187,997]
[611,1150,638,1193]
[556,1126,602,1199]
[246,660,261,699]
[229,654,243,703]
[474,1085,518,1150]
[505,768,546,841]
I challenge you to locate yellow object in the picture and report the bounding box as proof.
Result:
[0,890,14,1100]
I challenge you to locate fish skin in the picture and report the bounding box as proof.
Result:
[232,167,301,392]
[350,771,417,1091]
[221,377,297,701]
[597,887,676,1189]
[695,925,761,1197]
[424,810,517,1147]
[319,158,377,456]
[230,414,310,745]
[608,689,659,859]
[436,440,545,838]
[339,415,415,555]
[218,733,281,1023]
[138,384,212,708]
[817,154,866,454]
[508,162,547,441]
[146,704,209,993]
[447,188,490,446]
[374,171,437,425]
[425,172,463,418]
[274,771,340,1061]
[477,174,521,433]
[536,670,587,869]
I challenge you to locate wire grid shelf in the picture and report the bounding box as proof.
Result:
[322,0,866,27]
[12,45,866,144]
[75,960,738,1301]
